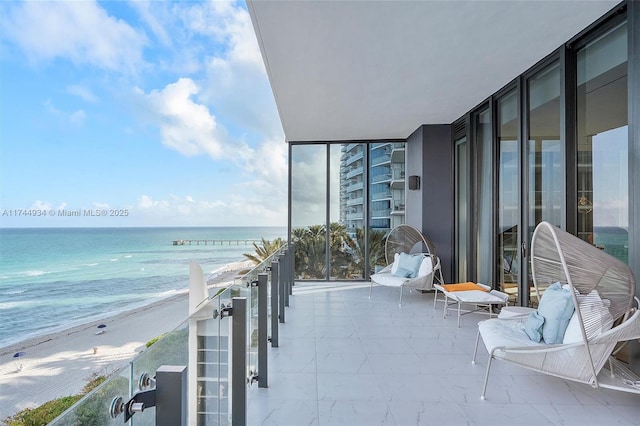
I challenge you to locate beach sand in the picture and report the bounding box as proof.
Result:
[0,260,252,421]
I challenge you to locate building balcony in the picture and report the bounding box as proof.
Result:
[371,191,391,201]
[346,212,364,220]
[391,144,405,162]
[345,167,363,179]
[346,196,364,206]
[371,154,391,166]
[371,173,392,184]
[346,182,364,192]
[344,151,363,166]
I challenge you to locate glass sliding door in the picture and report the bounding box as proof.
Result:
[576,22,628,264]
[526,61,562,305]
[291,144,327,279]
[497,90,519,302]
[475,109,493,285]
[455,136,468,282]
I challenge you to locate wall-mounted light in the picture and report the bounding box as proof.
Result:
[408,175,420,190]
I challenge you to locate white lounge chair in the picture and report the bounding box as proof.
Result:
[472,221,640,399]
[369,224,443,305]
[433,282,509,327]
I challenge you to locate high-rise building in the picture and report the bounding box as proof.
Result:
[340,142,405,238]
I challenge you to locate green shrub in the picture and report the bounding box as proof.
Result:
[2,374,107,426]
[145,334,164,348]
[3,395,81,426]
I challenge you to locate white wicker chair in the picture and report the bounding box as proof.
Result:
[369,224,443,305]
[472,221,640,399]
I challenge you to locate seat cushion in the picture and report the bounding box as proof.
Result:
[479,318,546,354]
[370,272,407,288]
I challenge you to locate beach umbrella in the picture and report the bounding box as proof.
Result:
[97,324,107,329]
[13,351,25,358]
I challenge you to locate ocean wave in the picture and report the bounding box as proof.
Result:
[1,289,26,295]
[109,258,119,262]
[124,255,133,258]
[22,270,49,277]
[85,263,99,267]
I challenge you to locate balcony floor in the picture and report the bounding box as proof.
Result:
[247,281,640,425]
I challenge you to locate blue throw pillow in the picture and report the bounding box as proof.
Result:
[523,311,545,342]
[392,267,413,278]
[538,282,575,344]
[395,253,423,278]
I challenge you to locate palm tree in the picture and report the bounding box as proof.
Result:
[243,237,285,265]
[348,228,387,277]
[291,225,326,279]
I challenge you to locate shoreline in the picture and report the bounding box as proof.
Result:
[0,259,253,421]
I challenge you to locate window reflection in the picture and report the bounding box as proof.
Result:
[576,22,628,264]
[497,90,519,302]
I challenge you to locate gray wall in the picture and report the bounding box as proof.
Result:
[406,124,454,282]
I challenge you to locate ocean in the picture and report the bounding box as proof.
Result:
[0,227,286,349]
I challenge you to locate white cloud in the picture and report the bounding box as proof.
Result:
[43,99,86,127]
[30,200,53,211]
[135,78,226,158]
[1,1,146,73]
[67,85,98,103]
[197,3,282,140]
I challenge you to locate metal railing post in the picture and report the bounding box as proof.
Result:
[284,250,290,307]
[289,243,295,293]
[257,273,268,388]
[278,254,286,323]
[231,297,246,426]
[270,260,279,347]
[156,365,187,426]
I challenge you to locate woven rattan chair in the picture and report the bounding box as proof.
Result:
[370,224,443,305]
[472,221,640,399]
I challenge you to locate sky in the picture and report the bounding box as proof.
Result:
[0,0,287,228]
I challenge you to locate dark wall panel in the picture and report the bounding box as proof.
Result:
[408,125,454,282]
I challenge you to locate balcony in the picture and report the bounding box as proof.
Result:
[371,173,392,184]
[247,282,638,425]
[345,167,363,179]
[51,272,640,425]
[371,154,391,166]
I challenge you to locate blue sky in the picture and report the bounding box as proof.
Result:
[0,0,287,227]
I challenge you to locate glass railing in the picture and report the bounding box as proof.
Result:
[50,244,290,425]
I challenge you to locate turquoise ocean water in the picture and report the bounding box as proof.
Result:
[0,227,286,349]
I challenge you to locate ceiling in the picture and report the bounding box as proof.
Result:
[247,0,621,142]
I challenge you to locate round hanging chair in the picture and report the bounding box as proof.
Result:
[384,224,437,264]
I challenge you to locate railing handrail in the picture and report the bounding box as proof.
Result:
[50,242,292,425]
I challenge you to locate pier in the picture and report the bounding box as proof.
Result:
[172,239,260,246]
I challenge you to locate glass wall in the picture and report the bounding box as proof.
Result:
[475,109,493,285]
[455,136,468,282]
[291,144,327,279]
[497,89,519,302]
[576,22,628,264]
[290,141,405,280]
[527,61,562,304]
[453,9,632,308]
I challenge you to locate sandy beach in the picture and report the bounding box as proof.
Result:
[0,260,252,421]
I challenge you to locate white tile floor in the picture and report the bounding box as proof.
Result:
[247,282,640,425]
